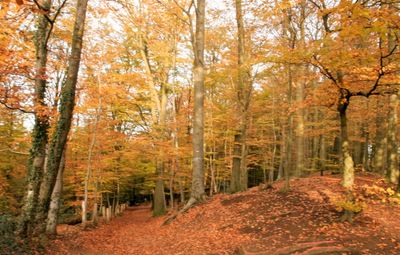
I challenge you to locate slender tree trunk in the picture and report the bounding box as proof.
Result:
[278,126,284,180]
[92,182,98,226]
[36,0,89,235]
[362,101,370,171]
[82,114,98,229]
[268,118,277,185]
[284,64,293,191]
[231,134,241,193]
[179,176,185,204]
[295,81,305,177]
[45,149,65,236]
[319,134,326,175]
[18,0,52,238]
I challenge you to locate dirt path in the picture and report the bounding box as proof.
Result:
[49,206,163,255]
[47,175,400,255]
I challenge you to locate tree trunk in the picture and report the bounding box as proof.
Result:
[185,0,206,209]
[231,134,241,193]
[82,116,98,228]
[45,149,65,236]
[295,81,305,177]
[362,106,370,171]
[153,160,166,216]
[231,0,252,192]
[374,98,388,174]
[36,0,89,235]
[18,0,52,238]
[268,141,277,186]
[138,25,168,216]
[284,64,293,191]
[319,134,326,176]
[153,81,167,216]
[387,93,399,184]
[338,97,355,189]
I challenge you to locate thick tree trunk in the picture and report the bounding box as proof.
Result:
[230,0,251,192]
[186,0,206,207]
[153,160,166,216]
[18,0,51,237]
[153,82,167,216]
[338,98,355,189]
[36,0,89,235]
[138,28,168,216]
[374,98,388,174]
[45,149,65,236]
[387,93,399,184]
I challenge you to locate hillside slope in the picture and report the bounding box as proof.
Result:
[47,174,400,255]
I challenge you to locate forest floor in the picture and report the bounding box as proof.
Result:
[46,173,400,255]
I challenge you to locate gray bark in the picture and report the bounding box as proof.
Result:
[45,149,65,236]
[230,0,252,193]
[36,0,89,235]
[187,0,206,207]
[338,96,355,189]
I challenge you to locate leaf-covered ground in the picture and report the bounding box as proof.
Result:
[46,174,400,255]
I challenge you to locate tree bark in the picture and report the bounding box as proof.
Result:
[137,24,167,216]
[284,64,293,191]
[231,134,242,193]
[373,98,388,174]
[319,134,326,175]
[82,114,99,228]
[387,93,398,184]
[45,148,65,236]
[361,103,370,171]
[18,0,52,237]
[186,0,206,208]
[338,95,355,189]
[36,0,89,235]
[230,0,252,192]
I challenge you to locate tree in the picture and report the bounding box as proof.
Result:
[188,0,206,206]
[230,0,253,193]
[36,0,90,235]
[308,0,399,190]
[18,0,53,237]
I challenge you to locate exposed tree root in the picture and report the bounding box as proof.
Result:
[271,241,336,255]
[237,240,351,255]
[163,197,200,225]
[302,246,351,255]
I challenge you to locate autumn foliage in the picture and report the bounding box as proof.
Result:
[0,0,400,254]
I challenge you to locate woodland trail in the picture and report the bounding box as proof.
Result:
[47,174,400,255]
